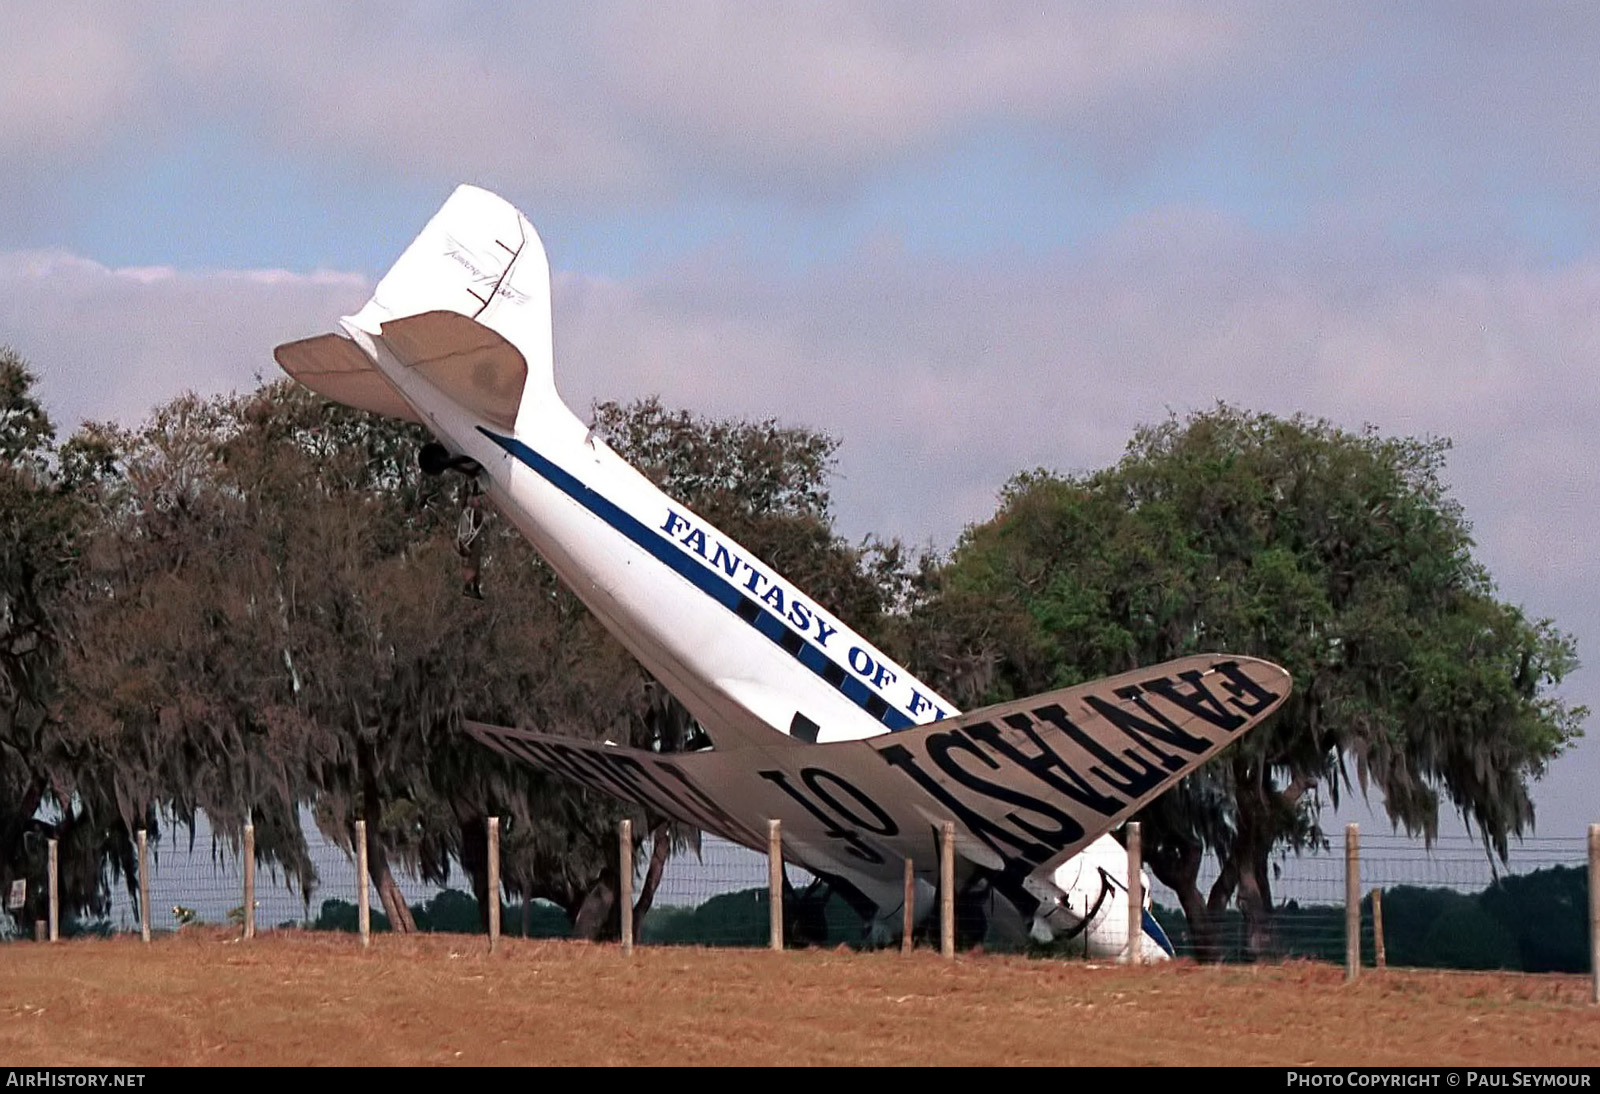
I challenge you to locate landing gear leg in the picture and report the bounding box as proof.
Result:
[456,479,486,599]
[417,443,489,598]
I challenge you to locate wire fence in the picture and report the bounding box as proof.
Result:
[1145,833,1593,969]
[5,819,1596,977]
[0,819,440,939]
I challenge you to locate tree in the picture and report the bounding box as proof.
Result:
[58,380,640,931]
[907,405,1584,960]
[0,348,148,933]
[52,381,896,942]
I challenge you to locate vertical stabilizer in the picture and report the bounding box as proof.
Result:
[342,184,561,432]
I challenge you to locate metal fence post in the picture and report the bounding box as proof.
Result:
[47,838,58,942]
[488,816,501,953]
[618,818,632,954]
[137,829,151,944]
[1345,823,1360,983]
[242,822,256,940]
[767,819,783,952]
[1371,888,1386,970]
[1589,823,1598,1006]
[940,821,955,959]
[355,819,370,948]
[1125,821,1143,966]
[901,857,914,955]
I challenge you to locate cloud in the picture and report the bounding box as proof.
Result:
[0,250,368,434]
[26,2,1597,214]
[0,6,143,156]
[548,212,1600,618]
[9,3,1244,198]
[6,209,1598,830]
[592,3,1249,192]
[10,211,1597,613]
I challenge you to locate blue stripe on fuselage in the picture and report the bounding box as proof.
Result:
[478,427,914,732]
[1142,908,1175,957]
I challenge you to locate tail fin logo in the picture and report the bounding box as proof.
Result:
[442,237,529,306]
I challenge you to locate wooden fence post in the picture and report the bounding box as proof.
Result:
[1345,823,1360,983]
[1372,888,1386,970]
[767,819,783,952]
[488,816,501,953]
[940,822,955,959]
[137,829,151,944]
[1588,823,1598,1006]
[618,818,633,955]
[901,857,914,955]
[355,819,370,948]
[1125,821,1143,966]
[47,838,58,942]
[242,822,256,940]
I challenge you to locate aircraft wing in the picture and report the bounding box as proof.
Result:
[466,653,1289,896]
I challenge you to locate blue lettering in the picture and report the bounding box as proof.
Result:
[661,510,690,537]
[739,562,767,595]
[710,542,742,579]
[908,689,946,721]
[871,663,897,690]
[813,618,838,648]
[787,600,813,632]
[760,584,786,613]
[681,528,709,558]
[847,647,875,678]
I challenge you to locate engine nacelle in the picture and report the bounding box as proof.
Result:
[1027,832,1175,960]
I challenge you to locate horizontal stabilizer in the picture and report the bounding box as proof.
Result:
[376,310,527,431]
[273,334,421,423]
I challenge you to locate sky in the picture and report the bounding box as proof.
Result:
[4,3,1598,851]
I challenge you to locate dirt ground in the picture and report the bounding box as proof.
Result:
[2,931,1597,1066]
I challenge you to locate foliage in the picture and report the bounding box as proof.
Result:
[639,888,773,947]
[54,380,649,932]
[0,347,141,931]
[1147,864,1587,972]
[904,405,1584,959]
[1472,865,1590,972]
[306,891,572,936]
[14,371,895,944]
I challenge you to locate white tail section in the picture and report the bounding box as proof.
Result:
[342,184,560,432]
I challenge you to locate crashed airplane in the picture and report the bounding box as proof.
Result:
[275,185,1290,956]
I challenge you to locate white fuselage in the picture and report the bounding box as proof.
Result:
[348,322,949,750]
[345,323,1169,956]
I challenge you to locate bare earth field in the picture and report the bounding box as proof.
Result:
[2,931,1597,1066]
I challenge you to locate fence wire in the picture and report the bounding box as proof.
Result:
[1146,834,1592,968]
[4,821,1593,973]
